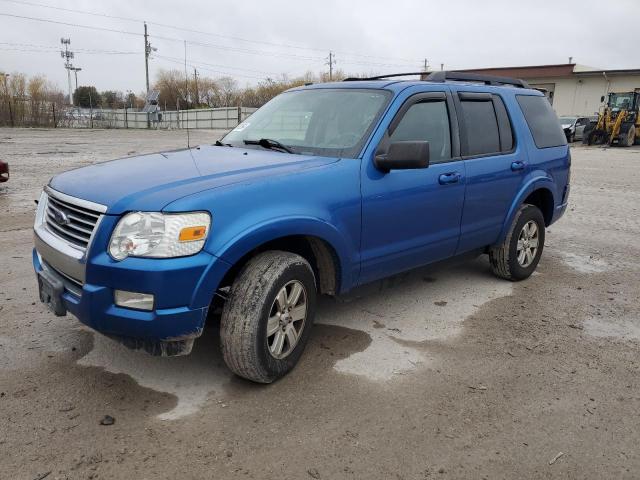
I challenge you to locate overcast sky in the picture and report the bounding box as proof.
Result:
[1,0,639,95]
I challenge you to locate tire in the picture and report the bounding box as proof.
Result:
[623,126,635,147]
[489,204,545,281]
[220,251,317,383]
[569,132,575,143]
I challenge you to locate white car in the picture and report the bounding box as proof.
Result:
[559,116,590,142]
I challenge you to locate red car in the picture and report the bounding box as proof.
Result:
[0,160,8,182]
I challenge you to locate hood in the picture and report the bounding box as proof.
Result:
[49,145,339,214]
[561,123,574,129]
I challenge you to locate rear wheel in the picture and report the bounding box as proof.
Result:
[220,251,316,383]
[489,204,545,281]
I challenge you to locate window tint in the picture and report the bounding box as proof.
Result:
[389,101,451,162]
[460,100,501,156]
[492,95,514,152]
[517,95,568,148]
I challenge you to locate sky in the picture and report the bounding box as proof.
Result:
[1,0,639,95]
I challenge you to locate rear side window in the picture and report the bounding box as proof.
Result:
[459,99,500,156]
[517,95,567,148]
[389,101,452,162]
[492,95,513,152]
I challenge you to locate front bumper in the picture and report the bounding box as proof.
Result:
[33,212,231,356]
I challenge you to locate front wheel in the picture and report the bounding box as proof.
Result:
[489,204,545,281]
[220,251,317,383]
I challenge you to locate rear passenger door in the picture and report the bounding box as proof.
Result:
[452,87,527,253]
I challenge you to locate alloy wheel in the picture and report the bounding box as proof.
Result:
[266,280,307,359]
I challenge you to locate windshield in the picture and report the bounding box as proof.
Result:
[222,88,391,158]
[558,117,577,125]
[608,93,635,110]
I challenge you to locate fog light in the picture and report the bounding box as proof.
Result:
[114,290,154,311]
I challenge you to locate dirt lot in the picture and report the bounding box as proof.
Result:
[1,128,639,479]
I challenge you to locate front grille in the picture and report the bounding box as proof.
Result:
[45,193,101,249]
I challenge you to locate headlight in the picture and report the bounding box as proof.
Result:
[109,211,210,260]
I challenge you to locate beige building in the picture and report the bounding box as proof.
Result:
[459,64,640,116]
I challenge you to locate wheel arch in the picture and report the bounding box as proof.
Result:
[497,178,556,244]
[211,217,353,297]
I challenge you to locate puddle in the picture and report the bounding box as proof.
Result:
[561,252,609,273]
[75,258,513,416]
[78,328,232,420]
[583,316,640,341]
[317,258,512,381]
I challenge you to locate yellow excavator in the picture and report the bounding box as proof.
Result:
[584,90,640,146]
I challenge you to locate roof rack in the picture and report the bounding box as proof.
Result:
[343,72,425,81]
[343,71,530,89]
[426,71,530,88]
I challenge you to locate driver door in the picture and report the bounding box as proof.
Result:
[359,89,466,285]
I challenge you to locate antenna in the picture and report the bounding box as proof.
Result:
[184,40,190,149]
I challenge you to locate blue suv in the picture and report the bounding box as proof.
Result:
[33,72,570,383]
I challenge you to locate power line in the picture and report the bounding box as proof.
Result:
[154,54,281,76]
[0,47,138,55]
[155,55,267,81]
[0,42,138,54]
[0,0,421,64]
[0,13,142,36]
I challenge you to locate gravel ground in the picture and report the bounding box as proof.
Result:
[1,128,639,479]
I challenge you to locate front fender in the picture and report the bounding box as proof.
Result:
[496,174,557,244]
[213,216,357,293]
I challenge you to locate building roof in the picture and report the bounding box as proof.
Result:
[450,63,640,79]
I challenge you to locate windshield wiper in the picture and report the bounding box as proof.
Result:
[243,138,295,154]
[215,140,233,147]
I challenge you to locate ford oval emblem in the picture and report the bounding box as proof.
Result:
[51,207,70,226]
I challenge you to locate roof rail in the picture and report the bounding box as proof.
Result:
[343,72,425,81]
[426,71,530,88]
[343,71,531,88]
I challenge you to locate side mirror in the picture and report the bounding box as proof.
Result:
[374,141,430,172]
[600,95,605,103]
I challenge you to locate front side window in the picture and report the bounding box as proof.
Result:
[388,101,452,162]
[222,88,391,159]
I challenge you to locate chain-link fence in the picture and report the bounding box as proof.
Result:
[0,102,257,129]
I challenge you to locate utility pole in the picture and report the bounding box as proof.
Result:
[193,67,199,108]
[326,51,336,81]
[60,38,74,105]
[144,22,153,95]
[423,58,429,73]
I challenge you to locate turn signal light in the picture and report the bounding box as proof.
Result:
[179,225,207,242]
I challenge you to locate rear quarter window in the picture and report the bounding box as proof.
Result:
[517,95,567,149]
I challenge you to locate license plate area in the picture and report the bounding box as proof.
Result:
[37,269,67,316]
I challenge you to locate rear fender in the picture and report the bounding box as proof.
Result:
[496,174,556,244]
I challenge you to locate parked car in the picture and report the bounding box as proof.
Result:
[33,72,570,383]
[559,116,591,142]
[0,160,8,182]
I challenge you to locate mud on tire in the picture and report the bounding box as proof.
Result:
[220,251,317,383]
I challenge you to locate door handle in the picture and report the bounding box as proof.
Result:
[511,161,526,171]
[438,172,461,185]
